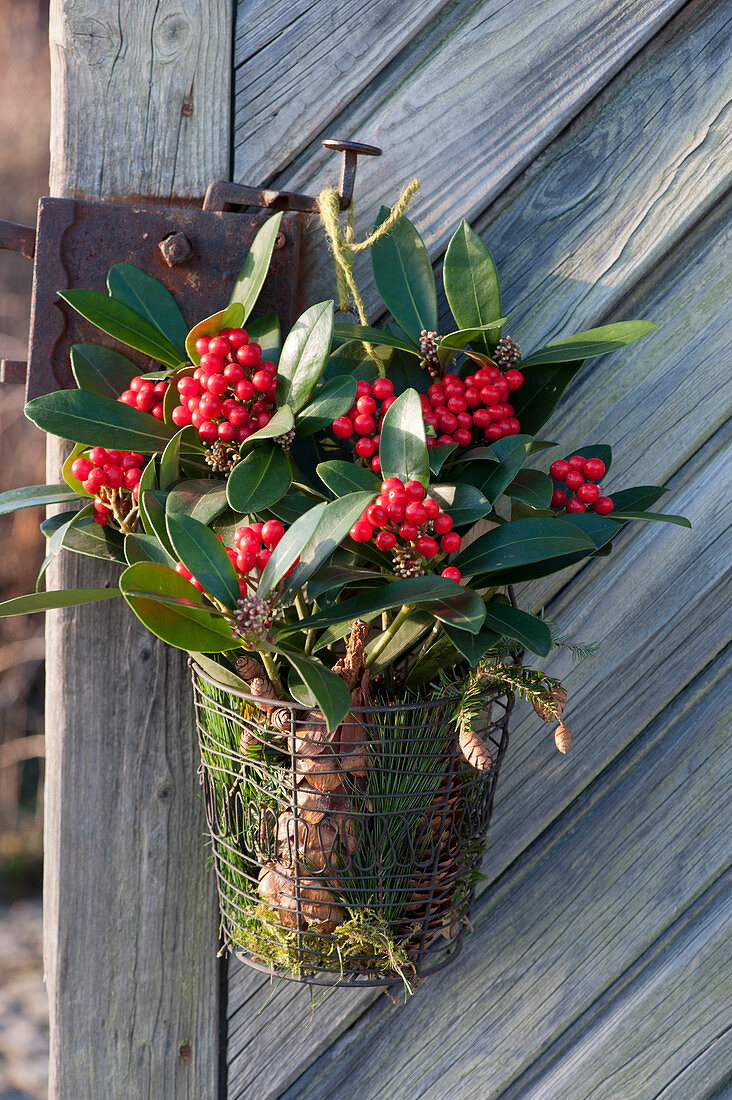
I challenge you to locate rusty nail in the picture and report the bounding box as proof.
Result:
[321,139,382,210]
[274,231,286,250]
[178,1042,192,1065]
[159,232,193,266]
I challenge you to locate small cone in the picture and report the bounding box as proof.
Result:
[554,722,572,754]
[533,685,568,722]
[235,654,265,682]
[458,722,493,771]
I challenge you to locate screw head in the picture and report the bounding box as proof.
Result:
[158,232,193,266]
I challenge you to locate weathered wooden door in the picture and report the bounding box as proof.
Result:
[46,1,730,1097]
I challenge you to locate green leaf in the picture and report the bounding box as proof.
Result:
[140,490,174,557]
[107,263,188,356]
[166,512,240,608]
[0,587,119,617]
[463,435,532,504]
[405,635,463,687]
[608,486,668,512]
[364,610,432,673]
[454,517,595,578]
[379,388,429,487]
[438,321,508,352]
[443,220,502,355]
[246,314,281,362]
[611,510,691,528]
[482,601,552,655]
[522,321,658,366]
[226,445,292,513]
[36,508,86,589]
[282,491,378,597]
[306,565,386,604]
[229,213,284,321]
[276,301,334,413]
[61,443,93,496]
[124,533,176,567]
[266,488,324,525]
[505,469,554,509]
[561,512,620,549]
[421,587,486,634]
[166,479,228,524]
[442,625,503,668]
[25,390,177,451]
[159,428,186,491]
[284,576,484,643]
[185,303,245,365]
[70,343,139,398]
[511,361,585,436]
[0,483,81,516]
[239,405,295,453]
[278,649,351,733]
[189,652,247,692]
[295,375,357,436]
[371,208,437,343]
[429,483,492,526]
[58,289,183,367]
[257,503,327,598]
[428,443,457,476]
[62,512,126,563]
[120,562,239,652]
[317,460,381,498]
[332,323,418,354]
[139,455,159,496]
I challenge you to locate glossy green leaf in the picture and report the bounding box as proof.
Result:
[317,460,380,498]
[454,517,595,577]
[166,479,228,524]
[159,428,186,491]
[429,483,492,526]
[379,388,429,487]
[140,489,174,556]
[428,443,457,476]
[332,323,418,354]
[522,321,658,366]
[246,314,281,361]
[438,320,508,352]
[606,486,668,512]
[185,302,245,365]
[107,263,188,356]
[561,512,620,549]
[239,405,295,452]
[166,512,240,608]
[61,443,93,496]
[70,343,139,398]
[511,361,585,436]
[505,469,554,509]
[306,565,385,604]
[189,652,247,692]
[35,508,86,589]
[611,510,691,528]
[442,625,503,668]
[25,390,177,451]
[278,648,351,733]
[226,445,292,513]
[257,503,327,598]
[58,289,183,367]
[276,301,333,413]
[62,512,126,563]
[124,533,176,567]
[421,586,486,633]
[282,491,377,597]
[295,375,357,436]
[266,488,324,525]
[482,601,552,655]
[405,635,463,687]
[229,213,284,321]
[0,587,119,617]
[443,220,502,354]
[120,562,238,652]
[463,435,532,503]
[365,610,432,673]
[371,208,437,343]
[0,483,81,516]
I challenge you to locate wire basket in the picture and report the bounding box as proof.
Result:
[192,660,514,988]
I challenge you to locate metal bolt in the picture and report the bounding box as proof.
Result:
[321,139,382,209]
[274,231,286,250]
[158,232,193,266]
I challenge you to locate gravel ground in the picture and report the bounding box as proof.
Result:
[0,900,48,1100]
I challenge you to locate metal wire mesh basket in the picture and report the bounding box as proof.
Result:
[192,660,514,987]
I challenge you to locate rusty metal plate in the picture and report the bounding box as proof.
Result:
[26,198,302,400]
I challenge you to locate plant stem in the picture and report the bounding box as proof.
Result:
[366,604,413,668]
[294,592,317,655]
[258,651,284,697]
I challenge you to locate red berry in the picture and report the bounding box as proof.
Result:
[261,519,285,548]
[441,567,462,583]
[198,421,218,443]
[104,466,124,489]
[568,455,586,471]
[583,458,606,481]
[371,456,381,473]
[256,412,271,429]
[255,549,272,570]
[92,511,108,526]
[71,457,93,481]
[199,394,222,419]
[454,429,473,447]
[208,336,231,358]
[505,369,523,390]
[177,376,200,397]
[405,501,428,526]
[387,503,405,524]
[124,468,142,490]
[423,497,440,520]
[565,471,584,491]
[332,416,353,439]
[375,531,396,552]
[354,414,375,437]
[349,520,373,543]
[234,379,254,402]
[356,395,376,416]
[228,328,249,350]
[207,373,229,396]
[223,362,245,385]
[85,468,106,493]
[438,412,458,434]
[549,460,570,482]
[473,408,492,430]
[593,496,614,515]
[237,344,261,368]
[136,385,157,412]
[366,504,387,527]
[447,396,467,414]
[404,480,425,502]
[228,406,250,427]
[440,532,461,554]
[151,404,164,420]
[399,523,418,541]
[356,380,372,399]
[381,478,403,493]
[261,360,277,377]
[119,390,137,406]
[89,447,107,467]
[372,378,394,400]
[195,337,210,357]
[566,498,586,513]
[218,422,237,443]
[250,370,269,393]
[484,424,503,442]
[129,376,146,392]
[236,549,257,572]
[433,513,453,535]
[577,482,600,504]
[415,536,438,558]
[355,438,375,458]
[550,489,567,508]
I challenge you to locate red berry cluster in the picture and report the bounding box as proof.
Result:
[331,377,396,474]
[549,456,614,515]
[71,448,146,528]
[118,375,169,419]
[171,328,277,448]
[423,367,523,448]
[173,520,290,599]
[349,477,463,581]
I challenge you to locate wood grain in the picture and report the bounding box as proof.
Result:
[45,1,230,1095]
[281,649,732,1098]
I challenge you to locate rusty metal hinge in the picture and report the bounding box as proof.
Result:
[0,138,381,399]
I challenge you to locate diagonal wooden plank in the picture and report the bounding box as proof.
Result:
[281,648,732,1098]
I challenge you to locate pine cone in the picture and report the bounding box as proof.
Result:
[554,722,572,754]
[270,707,292,733]
[249,676,277,716]
[533,685,568,722]
[235,654,265,683]
[458,722,493,771]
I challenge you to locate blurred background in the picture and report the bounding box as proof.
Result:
[0,1,50,1096]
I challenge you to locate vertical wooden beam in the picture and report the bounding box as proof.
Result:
[45,2,232,1096]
